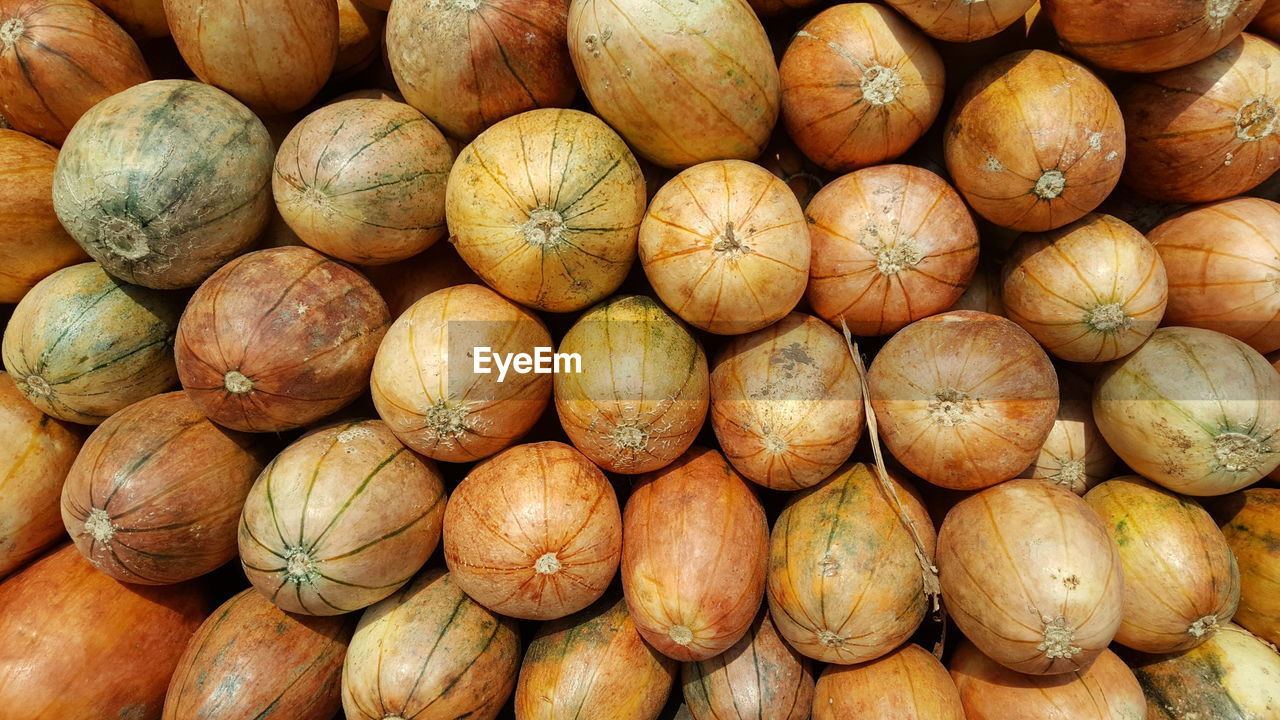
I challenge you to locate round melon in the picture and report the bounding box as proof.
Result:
[516,597,678,720]
[342,569,521,720]
[555,295,709,474]
[1211,488,1280,645]
[767,462,936,664]
[175,246,390,433]
[371,283,552,463]
[1,262,180,425]
[62,391,265,585]
[89,0,168,39]
[567,0,780,168]
[163,0,337,115]
[239,420,446,616]
[815,644,964,720]
[446,108,646,312]
[52,79,274,289]
[639,159,810,335]
[273,99,454,266]
[0,372,81,580]
[443,441,622,621]
[0,0,150,144]
[709,312,864,491]
[1130,624,1280,720]
[0,129,88,303]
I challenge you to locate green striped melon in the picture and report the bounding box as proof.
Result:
[238,419,446,616]
[52,79,273,289]
[1,262,180,425]
[343,568,521,720]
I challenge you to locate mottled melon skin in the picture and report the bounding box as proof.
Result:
[52,79,273,290]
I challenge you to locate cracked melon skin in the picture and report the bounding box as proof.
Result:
[52,80,273,290]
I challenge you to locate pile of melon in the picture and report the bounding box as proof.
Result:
[3,0,1280,718]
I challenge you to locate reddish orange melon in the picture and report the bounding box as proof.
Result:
[867,311,1059,490]
[443,441,622,621]
[0,0,150,144]
[1150,197,1280,353]
[951,641,1146,720]
[61,391,265,585]
[944,50,1125,232]
[622,447,769,661]
[89,0,167,38]
[0,545,211,720]
[780,4,945,172]
[807,165,980,336]
[1042,0,1263,72]
[886,0,1038,41]
[1016,371,1117,495]
[1120,34,1280,203]
[175,246,390,433]
[163,588,353,720]
[814,644,964,720]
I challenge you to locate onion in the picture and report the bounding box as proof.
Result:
[938,479,1124,675]
[371,284,552,463]
[886,0,1038,42]
[1120,33,1280,203]
[767,462,936,664]
[443,441,621,620]
[814,644,964,720]
[807,165,980,336]
[709,312,864,490]
[951,642,1145,720]
[682,611,814,720]
[386,0,576,140]
[273,99,454,266]
[1041,0,1263,72]
[1210,488,1280,645]
[779,3,945,172]
[868,311,1059,490]
[1017,371,1117,495]
[1149,197,1280,353]
[555,295,708,474]
[944,50,1125,231]
[567,0,779,168]
[1093,326,1280,495]
[1001,213,1168,362]
[1129,624,1280,719]
[447,108,646,313]
[622,447,768,662]
[639,160,810,335]
[1085,476,1240,653]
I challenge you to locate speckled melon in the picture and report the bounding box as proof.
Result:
[52,79,274,289]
